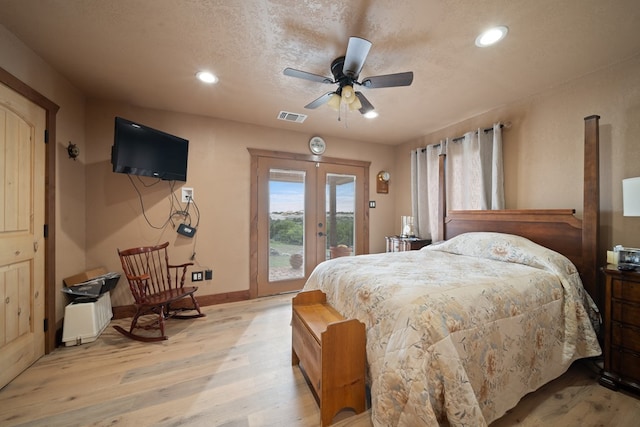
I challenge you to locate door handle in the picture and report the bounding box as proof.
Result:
[318,232,325,237]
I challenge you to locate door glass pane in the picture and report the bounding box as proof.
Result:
[269,169,305,282]
[325,174,356,260]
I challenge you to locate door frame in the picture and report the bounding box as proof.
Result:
[248,149,370,299]
[0,67,59,353]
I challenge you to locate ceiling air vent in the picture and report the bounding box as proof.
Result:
[278,111,307,123]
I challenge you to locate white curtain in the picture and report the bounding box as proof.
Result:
[410,143,441,239]
[411,123,504,240]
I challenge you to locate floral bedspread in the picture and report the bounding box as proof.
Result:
[302,232,601,426]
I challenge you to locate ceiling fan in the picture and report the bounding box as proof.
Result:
[283,37,414,115]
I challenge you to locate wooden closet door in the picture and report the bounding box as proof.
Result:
[0,82,46,388]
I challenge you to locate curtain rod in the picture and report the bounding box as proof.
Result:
[451,123,505,143]
[420,122,510,152]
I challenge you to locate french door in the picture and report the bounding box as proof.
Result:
[249,150,369,297]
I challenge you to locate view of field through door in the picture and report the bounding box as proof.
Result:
[249,150,369,297]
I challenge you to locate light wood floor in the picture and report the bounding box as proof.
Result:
[1,294,639,426]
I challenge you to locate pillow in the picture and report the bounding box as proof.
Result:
[426,232,601,333]
[424,232,578,275]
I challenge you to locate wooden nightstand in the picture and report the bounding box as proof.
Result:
[600,265,640,394]
[385,236,431,252]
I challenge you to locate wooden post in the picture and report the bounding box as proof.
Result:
[583,115,600,310]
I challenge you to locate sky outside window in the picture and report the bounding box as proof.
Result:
[269,181,355,213]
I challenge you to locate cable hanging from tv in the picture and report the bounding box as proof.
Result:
[113,115,198,236]
[171,188,199,238]
[127,176,200,237]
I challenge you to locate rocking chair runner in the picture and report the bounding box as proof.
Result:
[115,241,205,342]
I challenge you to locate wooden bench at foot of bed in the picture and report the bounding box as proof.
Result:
[292,290,366,427]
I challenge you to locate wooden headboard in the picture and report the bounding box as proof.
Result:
[438,115,600,307]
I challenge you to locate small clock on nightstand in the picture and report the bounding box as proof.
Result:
[309,136,326,155]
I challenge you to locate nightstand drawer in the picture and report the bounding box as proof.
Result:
[611,349,640,383]
[612,277,640,303]
[601,266,640,394]
[612,301,640,325]
[612,322,640,353]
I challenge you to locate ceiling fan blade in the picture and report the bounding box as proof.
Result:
[355,92,375,114]
[343,37,372,78]
[305,92,335,109]
[361,71,414,88]
[283,68,333,84]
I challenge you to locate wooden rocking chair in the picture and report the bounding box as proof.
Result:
[115,241,205,342]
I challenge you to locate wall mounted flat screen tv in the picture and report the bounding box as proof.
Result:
[111,117,189,182]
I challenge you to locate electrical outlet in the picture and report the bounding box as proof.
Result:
[182,187,194,203]
[205,269,213,280]
[191,271,203,282]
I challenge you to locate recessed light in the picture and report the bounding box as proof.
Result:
[364,111,378,119]
[475,26,508,47]
[196,71,218,84]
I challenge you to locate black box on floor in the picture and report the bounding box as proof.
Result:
[62,268,120,300]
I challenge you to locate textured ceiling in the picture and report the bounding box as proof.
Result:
[1,0,639,145]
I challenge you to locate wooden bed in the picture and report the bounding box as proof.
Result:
[440,115,600,309]
[299,115,602,426]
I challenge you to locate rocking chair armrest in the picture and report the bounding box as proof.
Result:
[168,262,194,270]
[167,262,194,288]
[124,273,151,300]
[125,272,151,282]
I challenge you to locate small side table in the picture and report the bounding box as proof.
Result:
[385,236,431,252]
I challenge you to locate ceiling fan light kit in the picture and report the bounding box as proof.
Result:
[341,85,355,102]
[283,36,413,119]
[348,94,362,111]
[327,93,341,110]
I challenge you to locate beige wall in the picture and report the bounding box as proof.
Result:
[394,54,640,260]
[1,23,397,318]
[85,101,398,306]
[0,25,87,322]
[3,19,640,322]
